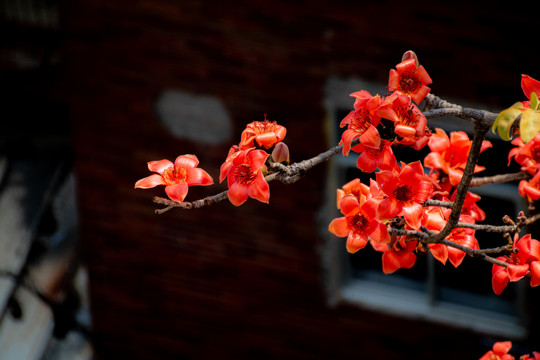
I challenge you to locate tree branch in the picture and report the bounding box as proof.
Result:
[470,171,530,187]
[153,141,351,212]
[430,121,491,242]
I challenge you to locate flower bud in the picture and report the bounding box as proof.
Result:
[271,142,290,164]
[401,50,419,67]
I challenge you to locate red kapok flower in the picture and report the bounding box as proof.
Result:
[219,145,242,183]
[376,161,433,230]
[388,58,432,104]
[382,237,417,274]
[508,132,540,175]
[492,234,536,295]
[459,191,486,222]
[336,178,370,209]
[135,154,214,203]
[529,236,540,287]
[479,341,514,360]
[521,74,540,108]
[423,208,478,268]
[382,93,428,144]
[519,171,540,202]
[351,139,398,173]
[424,128,492,187]
[520,352,540,360]
[340,91,383,155]
[329,191,389,253]
[239,115,287,150]
[225,148,270,206]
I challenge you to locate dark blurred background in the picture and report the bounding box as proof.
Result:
[1,0,539,359]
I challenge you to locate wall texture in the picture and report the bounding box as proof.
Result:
[59,1,540,359]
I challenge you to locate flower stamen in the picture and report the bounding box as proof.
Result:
[233,164,257,184]
[394,184,415,204]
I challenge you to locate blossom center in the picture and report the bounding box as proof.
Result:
[350,110,373,133]
[448,228,465,243]
[251,120,277,135]
[399,70,421,94]
[234,164,257,184]
[347,213,370,233]
[163,166,186,185]
[507,253,523,265]
[394,184,415,203]
[396,104,419,128]
[364,141,386,158]
[532,143,540,162]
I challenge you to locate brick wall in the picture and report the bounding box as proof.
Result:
[62,1,540,359]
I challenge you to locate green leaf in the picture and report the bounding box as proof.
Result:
[510,101,525,110]
[520,109,540,143]
[492,107,522,140]
[531,92,539,110]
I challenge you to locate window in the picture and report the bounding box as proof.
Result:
[319,77,529,338]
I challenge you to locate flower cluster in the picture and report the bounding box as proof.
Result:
[492,233,540,295]
[135,51,540,303]
[508,131,540,202]
[219,115,287,206]
[134,114,288,206]
[479,341,539,360]
[133,50,540,356]
[329,53,493,275]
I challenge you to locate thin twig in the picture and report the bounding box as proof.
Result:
[455,222,516,233]
[153,140,357,212]
[470,172,530,187]
[439,239,510,267]
[424,199,453,208]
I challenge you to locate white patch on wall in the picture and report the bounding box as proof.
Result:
[155,90,232,145]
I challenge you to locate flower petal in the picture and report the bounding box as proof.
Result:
[328,217,350,237]
[247,172,270,204]
[340,194,360,216]
[399,161,423,186]
[492,267,509,295]
[356,152,378,173]
[175,154,199,170]
[165,183,189,203]
[388,69,399,90]
[135,174,166,189]
[228,182,250,206]
[247,149,270,169]
[255,132,280,148]
[369,221,390,243]
[507,263,529,282]
[530,261,540,287]
[346,231,369,253]
[402,202,423,230]
[341,129,360,156]
[395,58,416,73]
[186,167,214,186]
[359,125,381,149]
[376,170,399,197]
[447,247,467,268]
[415,65,433,85]
[377,196,401,220]
[148,159,173,173]
[493,341,513,356]
[521,74,540,100]
[448,167,464,187]
[429,244,448,265]
[428,128,450,153]
[382,247,416,274]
